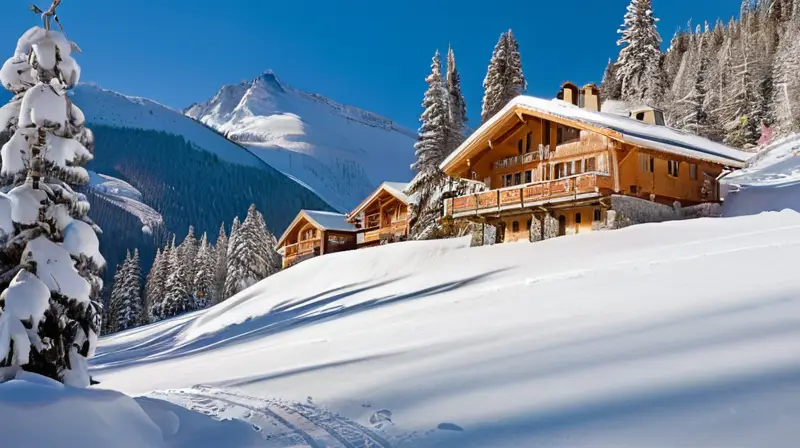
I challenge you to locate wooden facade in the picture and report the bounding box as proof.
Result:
[347,182,412,247]
[276,210,357,269]
[441,83,748,243]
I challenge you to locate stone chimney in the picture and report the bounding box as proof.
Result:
[582,84,600,112]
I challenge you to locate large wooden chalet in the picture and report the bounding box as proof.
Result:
[441,82,750,242]
[277,182,414,268]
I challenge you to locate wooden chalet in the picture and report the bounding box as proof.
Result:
[275,210,357,268]
[440,82,750,243]
[347,182,414,247]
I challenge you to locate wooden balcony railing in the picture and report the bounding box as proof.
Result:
[446,172,613,216]
[361,220,409,244]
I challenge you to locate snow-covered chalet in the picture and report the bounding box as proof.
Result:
[276,182,414,268]
[441,82,752,242]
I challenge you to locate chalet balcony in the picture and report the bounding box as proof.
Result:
[358,219,409,245]
[445,172,614,218]
[282,238,321,268]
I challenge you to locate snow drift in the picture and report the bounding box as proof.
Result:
[94,211,800,446]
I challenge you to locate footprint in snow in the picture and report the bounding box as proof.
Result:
[437,422,464,432]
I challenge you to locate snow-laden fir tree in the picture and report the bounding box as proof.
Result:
[407,51,450,240]
[116,248,142,331]
[143,247,161,320]
[163,228,198,318]
[148,236,174,321]
[254,209,282,277]
[212,223,228,303]
[772,0,800,135]
[225,205,276,297]
[615,0,668,106]
[193,232,214,309]
[104,252,129,334]
[445,46,468,154]
[222,217,240,300]
[600,59,622,102]
[0,25,104,386]
[678,34,713,138]
[481,30,526,123]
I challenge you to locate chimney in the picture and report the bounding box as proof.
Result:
[559,82,580,106]
[582,84,600,112]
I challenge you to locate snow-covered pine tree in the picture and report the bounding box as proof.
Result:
[163,228,197,318]
[407,51,450,240]
[772,0,800,135]
[253,208,282,278]
[615,0,667,107]
[116,249,142,331]
[502,30,527,103]
[143,247,161,321]
[600,59,622,102]
[481,32,508,123]
[0,25,104,386]
[225,206,274,297]
[223,217,241,300]
[679,34,713,138]
[723,15,763,149]
[192,232,213,309]
[104,252,130,334]
[212,222,228,303]
[445,46,468,154]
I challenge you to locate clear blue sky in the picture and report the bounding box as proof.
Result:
[1,0,740,129]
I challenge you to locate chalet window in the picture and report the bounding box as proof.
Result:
[505,174,513,187]
[690,164,698,180]
[517,139,523,154]
[594,208,602,222]
[575,213,582,224]
[554,163,563,180]
[638,153,654,172]
[525,170,532,183]
[366,214,380,229]
[650,156,655,172]
[586,157,596,172]
[636,112,646,121]
[575,160,583,175]
[527,219,532,230]
[566,162,573,177]
[328,235,348,245]
[544,165,551,181]
[514,172,521,185]
[512,221,520,232]
[668,160,680,177]
[526,132,532,152]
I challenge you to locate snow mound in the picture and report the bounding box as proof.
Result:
[22,237,90,305]
[0,372,162,447]
[94,211,800,446]
[62,219,106,268]
[722,134,800,216]
[0,271,50,366]
[6,183,46,225]
[0,193,13,237]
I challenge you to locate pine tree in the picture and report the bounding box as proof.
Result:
[502,30,527,105]
[105,253,130,334]
[0,25,104,386]
[225,206,275,298]
[144,247,161,320]
[163,228,198,318]
[212,223,228,303]
[193,232,214,309]
[445,46,468,154]
[481,32,509,123]
[600,59,622,102]
[254,209,282,278]
[772,0,800,134]
[615,0,667,106]
[116,249,142,331]
[407,51,450,240]
[679,35,713,137]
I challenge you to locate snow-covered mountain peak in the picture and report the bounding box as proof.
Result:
[185,70,416,212]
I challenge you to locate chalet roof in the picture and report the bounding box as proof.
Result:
[348,182,415,219]
[276,209,357,248]
[440,96,753,171]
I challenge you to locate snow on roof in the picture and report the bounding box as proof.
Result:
[348,181,415,219]
[441,96,753,170]
[303,210,357,232]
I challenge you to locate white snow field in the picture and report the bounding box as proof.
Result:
[93,211,800,447]
[722,134,800,217]
[186,71,416,212]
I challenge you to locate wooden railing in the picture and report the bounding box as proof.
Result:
[447,172,613,216]
[361,220,409,244]
[283,238,321,258]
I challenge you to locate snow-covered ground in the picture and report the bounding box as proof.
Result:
[186,71,416,212]
[87,170,163,232]
[93,211,800,447]
[722,134,800,217]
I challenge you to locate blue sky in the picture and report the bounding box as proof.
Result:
[1,0,740,129]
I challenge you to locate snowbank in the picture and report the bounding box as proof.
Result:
[94,211,800,446]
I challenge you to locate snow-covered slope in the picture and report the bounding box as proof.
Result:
[722,134,800,216]
[93,212,800,447]
[87,171,163,232]
[186,71,416,212]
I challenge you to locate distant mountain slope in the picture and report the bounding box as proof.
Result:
[186,71,416,212]
[9,84,332,292]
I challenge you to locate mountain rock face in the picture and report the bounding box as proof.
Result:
[186,71,416,212]
[58,84,332,294]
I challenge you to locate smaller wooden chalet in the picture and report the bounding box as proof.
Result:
[276,210,357,268]
[347,182,414,247]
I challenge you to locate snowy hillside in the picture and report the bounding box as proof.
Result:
[87,171,163,232]
[93,212,800,447]
[186,71,416,212]
[722,134,800,217]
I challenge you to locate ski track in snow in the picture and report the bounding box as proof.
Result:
[151,386,392,447]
